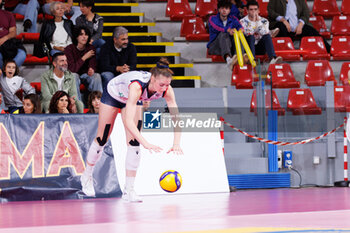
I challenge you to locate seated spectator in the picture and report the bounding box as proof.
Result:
[0,60,35,113]
[268,0,331,52]
[22,93,42,113]
[41,52,83,113]
[207,0,244,70]
[99,26,137,88]
[36,1,73,57]
[240,1,282,64]
[42,0,82,25]
[64,26,102,101]
[86,90,101,113]
[0,0,27,69]
[76,0,105,56]
[49,90,77,113]
[4,0,46,32]
[230,0,245,19]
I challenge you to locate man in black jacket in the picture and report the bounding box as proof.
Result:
[99,26,137,89]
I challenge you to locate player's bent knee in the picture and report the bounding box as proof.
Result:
[125,145,141,170]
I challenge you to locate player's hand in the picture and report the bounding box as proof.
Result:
[167,144,183,155]
[144,143,163,153]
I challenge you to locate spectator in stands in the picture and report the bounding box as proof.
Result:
[267,0,331,53]
[240,1,282,64]
[0,0,27,69]
[4,0,46,32]
[207,0,244,70]
[22,93,42,113]
[99,26,137,88]
[86,90,101,113]
[36,1,73,57]
[65,26,103,101]
[49,90,77,113]
[41,52,83,113]
[76,0,105,56]
[0,60,35,113]
[42,0,81,25]
[230,0,245,19]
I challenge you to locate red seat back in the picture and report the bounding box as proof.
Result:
[312,0,340,18]
[231,64,257,89]
[334,86,350,112]
[300,36,330,60]
[339,62,350,85]
[30,82,41,93]
[266,63,300,88]
[287,89,322,115]
[250,89,285,115]
[195,0,217,19]
[331,36,350,60]
[166,0,194,21]
[304,60,335,86]
[309,15,331,38]
[341,0,350,15]
[331,15,350,36]
[272,37,300,61]
[257,0,269,18]
[180,16,209,41]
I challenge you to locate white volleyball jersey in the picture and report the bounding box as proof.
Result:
[107,71,166,103]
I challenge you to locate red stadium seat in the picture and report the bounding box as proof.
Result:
[266,63,300,88]
[24,55,49,65]
[287,89,322,115]
[312,0,340,18]
[339,62,350,86]
[22,33,40,42]
[30,82,41,93]
[166,0,194,21]
[341,0,350,15]
[331,15,350,36]
[250,89,285,116]
[13,13,43,21]
[180,16,209,41]
[300,36,330,60]
[231,64,258,89]
[334,86,350,112]
[257,0,269,18]
[304,60,336,86]
[206,49,225,62]
[331,36,350,60]
[0,109,6,114]
[84,108,90,113]
[195,0,217,19]
[309,16,331,39]
[272,37,301,61]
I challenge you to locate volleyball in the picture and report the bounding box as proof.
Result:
[159,170,182,193]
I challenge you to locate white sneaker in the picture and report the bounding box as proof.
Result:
[80,173,96,197]
[226,55,237,70]
[122,189,142,203]
[270,56,283,65]
[270,28,280,38]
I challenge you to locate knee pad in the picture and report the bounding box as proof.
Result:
[125,145,141,171]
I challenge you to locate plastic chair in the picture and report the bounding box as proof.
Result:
[312,0,340,18]
[272,37,301,61]
[300,36,330,60]
[266,63,300,88]
[231,64,258,89]
[341,0,350,15]
[195,0,217,19]
[30,82,41,93]
[331,36,350,60]
[339,62,350,85]
[257,0,269,18]
[304,60,336,86]
[250,89,285,116]
[334,86,350,112]
[331,15,350,36]
[24,54,49,65]
[166,0,194,21]
[287,89,322,115]
[206,49,225,62]
[309,15,331,39]
[180,16,209,41]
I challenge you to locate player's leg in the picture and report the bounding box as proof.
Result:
[81,102,119,196]
[120,104,143,202]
